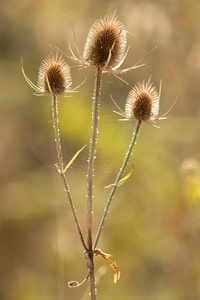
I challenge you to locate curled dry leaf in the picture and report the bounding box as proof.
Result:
[68,280,80,288]
[94,249,121,283]
[107,260,121,284]
[68,272,90,289]
[94,249,112,259]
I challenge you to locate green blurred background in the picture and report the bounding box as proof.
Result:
[1,0,200,299]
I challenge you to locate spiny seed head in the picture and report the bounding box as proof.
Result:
[37,53,71,95]
[125,80,159,121]
[83,13,127,70]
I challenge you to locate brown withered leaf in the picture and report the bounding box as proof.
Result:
[94,249,120,283]
[107,260,121,283]
[68,280,80,288]
[94,249,112,259]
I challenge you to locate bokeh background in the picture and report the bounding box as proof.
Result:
[1,0,200,299]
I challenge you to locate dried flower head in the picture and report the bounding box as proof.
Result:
[37,53,71,95]
[22,52,72,96]
[66,13,144,74]
[125,79,159,122]
[83,13,127,70]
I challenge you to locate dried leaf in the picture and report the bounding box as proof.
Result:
[68,271,90,289]
[94,249,120,283]
[94,249,112,260]
[107,260,121,283]
[68,281,80,288]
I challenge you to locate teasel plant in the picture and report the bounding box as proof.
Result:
[61,12,157,298]
[22,12,176,300]
[21,52,88,250]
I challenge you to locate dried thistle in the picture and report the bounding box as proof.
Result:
[22,52,71,96]
[83,13,127,70]
[38,53,71,95]
[65,12,145,74]
[125,79,159,122]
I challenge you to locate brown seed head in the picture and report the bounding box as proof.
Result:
[38,53,71,95]
[83,13,127,70]
[125,80,159,121]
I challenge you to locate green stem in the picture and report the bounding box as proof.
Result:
[93,120,142,249]
[86,67,102,300]
[51,95,87,251]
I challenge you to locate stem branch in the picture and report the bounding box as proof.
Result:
[93,120,142,249]
[51,95,87,251]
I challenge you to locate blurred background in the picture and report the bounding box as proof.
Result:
[1,0,200,299]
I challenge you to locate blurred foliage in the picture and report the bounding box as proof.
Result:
[1,0,200,299]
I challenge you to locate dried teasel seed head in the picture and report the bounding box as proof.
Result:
[83,13,127,70]
[125,80,159,122]
[37,53,71,95]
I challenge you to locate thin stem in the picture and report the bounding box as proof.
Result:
[86,67,102,249]
[86,67,102,300]
[51,95,87,251]
[93,120,142,249]
[88,254,96,300]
